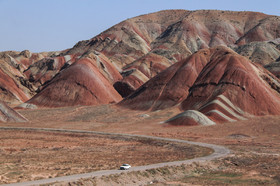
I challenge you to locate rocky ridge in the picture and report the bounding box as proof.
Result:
[0,10,279,118]
[119,46,280,125]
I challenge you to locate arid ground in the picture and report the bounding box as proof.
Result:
[0,104,279,185]
[0,129,211,184]
[1,8,280,186]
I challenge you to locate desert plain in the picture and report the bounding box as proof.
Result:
[0,105,279,185]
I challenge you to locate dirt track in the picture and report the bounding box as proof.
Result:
[0,127,230,186]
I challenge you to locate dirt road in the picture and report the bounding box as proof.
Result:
[0,127,230,186]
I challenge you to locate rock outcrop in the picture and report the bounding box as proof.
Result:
[0,50,52,105]
[1,10,280,108]
[0,101,27,122]
[118,47,215,110]
[23,54,79,91]
[23,54,122,108]
[114,53,171,97]
[171,47,280,125]
[235,40,280,65]
[119,46,280,125]
[62,10,280,92]
[265,62,280,78]
[164,110,216,126]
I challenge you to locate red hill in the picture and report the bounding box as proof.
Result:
[23,54,122,108]
[1,10,280,108]
[0,50,52,105]
[118,47,217,110]
[119,46,280,125]
[179,47,280,124]
[63,10,280,95]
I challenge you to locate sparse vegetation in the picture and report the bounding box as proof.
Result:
[0,104,279,185]
[0,129,211,184]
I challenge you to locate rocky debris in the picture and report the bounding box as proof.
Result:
[0,101,27,122]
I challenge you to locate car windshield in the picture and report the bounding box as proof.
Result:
[122,164,129,166]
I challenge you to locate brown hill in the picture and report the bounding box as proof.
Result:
[23,54,79,91]
[21,53,122,108]
[235,39,280,65]
[62,10,279,95]
[0,50,53,105]
[113,53,171,97]
[178,47,280,125]
[65,10,278,63]
[119,46,280,125]
[0,101,27,122]
[1,10,280,107]
[118,47,215,110]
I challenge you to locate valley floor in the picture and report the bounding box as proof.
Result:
[0,104,279,185]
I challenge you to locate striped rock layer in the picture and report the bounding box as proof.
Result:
[0,101,27,122]
[119,46,280,125]
[0,10,280,109]
[23,52,122,108]
[62,10,280,96]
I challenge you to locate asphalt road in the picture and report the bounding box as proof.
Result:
[0,127,230,186]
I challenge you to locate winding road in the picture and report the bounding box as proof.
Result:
[0,127,230,186]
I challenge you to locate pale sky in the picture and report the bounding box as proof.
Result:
[0,0,279,52]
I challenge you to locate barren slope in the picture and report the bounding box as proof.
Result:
[0,101,27,122]
[0,50,53,105]
[60,10,280,95]
[118,47,215,110]
[178,46,280,125]
[1,10,280,107]
[23,53,122,108]
[119,46,280,125]
[235,39,280,65]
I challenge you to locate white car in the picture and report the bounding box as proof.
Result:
[120,164,131,170]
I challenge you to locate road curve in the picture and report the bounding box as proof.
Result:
[0,127,230,186]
